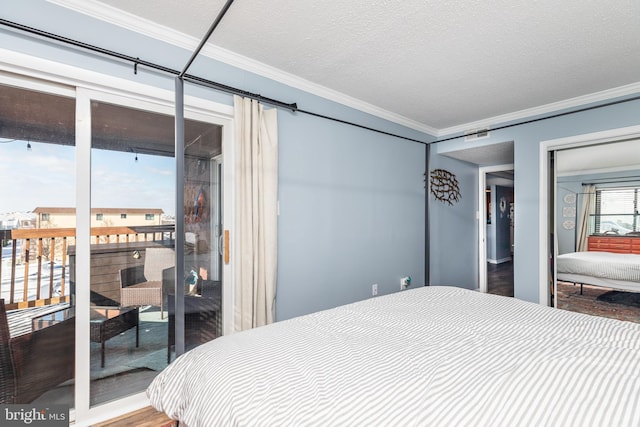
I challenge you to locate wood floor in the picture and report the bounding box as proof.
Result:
[92,406,176,427]
[486,260,514,297]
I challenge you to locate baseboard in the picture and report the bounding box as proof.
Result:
[487,257,512,264]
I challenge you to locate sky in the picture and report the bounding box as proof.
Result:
[0,139,175,216]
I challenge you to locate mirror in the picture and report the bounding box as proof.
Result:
[554,139,640,322]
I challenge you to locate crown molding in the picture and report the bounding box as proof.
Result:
[438,81,640,137]
[47,0,438,137]
[47,0,200,55]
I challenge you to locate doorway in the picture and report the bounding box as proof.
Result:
[479,164,514,295]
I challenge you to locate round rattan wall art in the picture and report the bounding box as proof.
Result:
[430,169,461,206]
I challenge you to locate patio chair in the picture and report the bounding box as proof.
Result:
[0,299,75,403]
[119,247,175,317]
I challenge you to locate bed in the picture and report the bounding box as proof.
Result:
[147,286,640,426]
[556,251,640,293]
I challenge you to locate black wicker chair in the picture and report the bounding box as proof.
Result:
[0,299,75,403]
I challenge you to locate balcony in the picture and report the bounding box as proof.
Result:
[1,225,175,310]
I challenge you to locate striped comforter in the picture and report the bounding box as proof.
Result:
[557,251,640,283]
[147,286,640,427]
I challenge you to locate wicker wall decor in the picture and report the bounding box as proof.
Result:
[429,169,461,206]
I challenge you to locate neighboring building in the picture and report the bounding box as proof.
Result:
[0,212,36,230]
[33,207,164,229]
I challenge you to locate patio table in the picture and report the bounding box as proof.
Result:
[32,306,139,368]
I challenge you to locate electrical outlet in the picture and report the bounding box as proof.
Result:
[372,284,378,296]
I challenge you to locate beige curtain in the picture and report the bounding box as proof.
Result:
[233,96,278,331]
[577,185,596,252]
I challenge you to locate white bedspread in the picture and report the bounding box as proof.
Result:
[147,286,640,427]
[557,251,640,282]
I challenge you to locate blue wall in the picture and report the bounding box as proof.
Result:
[486,204,496,262]
[2,0,431,321]
[494,185,512,261]
[277,111,426,318]
[486,185,513,262]
[427,154,478,288]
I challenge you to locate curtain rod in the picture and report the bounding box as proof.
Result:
[294,108,429,144]
[582,177,640,186]
[3,18,640,147]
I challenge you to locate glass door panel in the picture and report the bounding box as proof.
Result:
[172,121,223,360]
[89,100,174,406]
[0,84,76,407]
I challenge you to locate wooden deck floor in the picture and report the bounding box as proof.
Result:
[92,406,176,427]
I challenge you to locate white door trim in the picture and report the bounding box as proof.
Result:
[478,164,514,292]
[538,124,640,306]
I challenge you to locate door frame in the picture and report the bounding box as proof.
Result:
[478,164,514,292]
[538,124,640,306]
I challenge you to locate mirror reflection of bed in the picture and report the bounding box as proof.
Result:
[554,139,640,323]
[557,249,640,323]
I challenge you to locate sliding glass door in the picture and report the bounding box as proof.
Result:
[1,74,232,423]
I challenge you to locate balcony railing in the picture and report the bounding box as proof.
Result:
[0,225,175,311]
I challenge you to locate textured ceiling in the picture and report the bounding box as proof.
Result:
[80,1,640,133]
